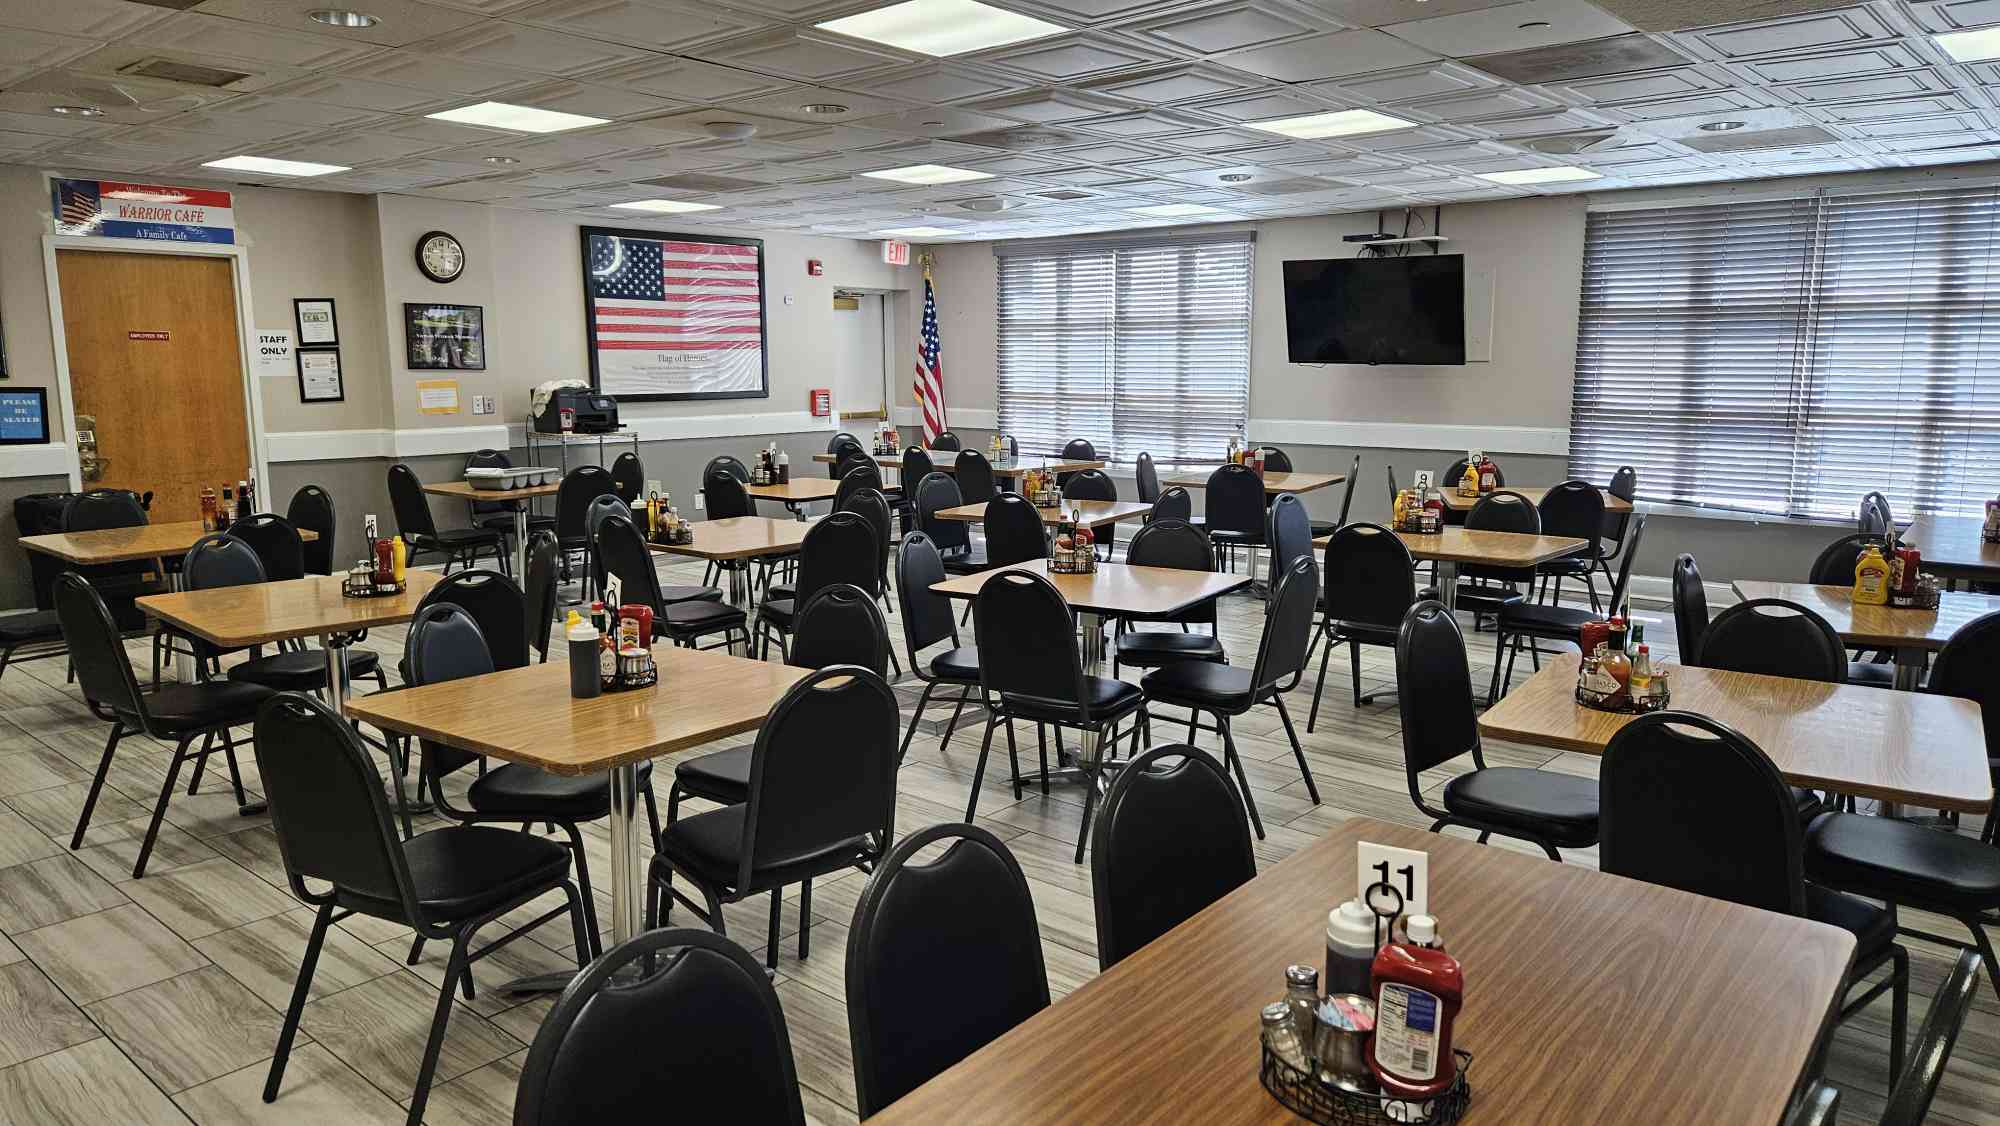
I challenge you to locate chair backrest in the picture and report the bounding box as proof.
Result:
[610,451,645,503]
[1807,532,1884,586]
[1135,451,1160,504]
[1384,464,1398,506]
[847,822,1048,1117]
[1322,523,1417,628]
[900,445,934,485]
[184,532,266,590]
[524,530,559,662]
[1150,485,1192,523]
[836,487,893,586]
[586,494,633,590]
[556,465,618,544]
[413,568,528,671]
[828,431,862,455]
[1062,437,1096,460]
[516,928,807,1126]
[1250,554,1318,695]
[1125,519,1212,573]
[595,515,668,615]
[1264,492,1311,592]
[465,449,513,518]
[1205,463,1266,536]
[790,584,890,675]
[1395,600,1481,779]
[795,510,879,606]
[252,692,419,912]
[1253,445,1294,473]
[703,470,753,521]
[737,666,899,885]
[1091,745,1254,970]
[61,488,147,532]
[405,602,494,780]
[386,463,439,540]
[895,532,958,656]
[929,430,962,452]
[1536,480,1605,554]
[1599,711,1804,917]
[1607,513,1646,607]
[52,573,145,722]
[976,570,1087,715]
[702,455,750,485]
[1063,469,1116,502]
[1602,465,1637,540]
[953,449,996,501]
[1441,456,1504,488]
[1335,452,1362,526]
[983,493,1048,567]
[1463,489,1540,582]
[1702,598,1846,683]
[286,485,337,576]
[834,450,877,486]
[834,463,884,513]
[1671,553,1708,666]
[1859,490,1896,539]
[914,471,969,554]
[1926,610,2000,751]
[225,513,304,582]
[1879,949,1985,1126]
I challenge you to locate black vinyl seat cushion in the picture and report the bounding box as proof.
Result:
[338,825,572,924]
[1139,661,1254,709]
[1846,660,1898,689]
[1207,529,1261,547]
[419,527,503,550]
[1806,811,2000,911]
[929,646,981,682]
[1440,767,1599,847]
[766,583,795,602]
[673,748,750,806]
[128,680,272,734]
[1805,882,1897,961]
[1001,676,1144,724]
[759,598,796,630]
[1116,630,1225,666]
[0,610,62,644]
[659,585,724,605]
[663,599,746,635]
[1496,602,1594,633]
[652,804,872,889]
[468,760,654,820]
[227,648,381,692]
[941,548,989,575]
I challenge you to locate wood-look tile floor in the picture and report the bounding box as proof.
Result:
[0,554,1993,1125]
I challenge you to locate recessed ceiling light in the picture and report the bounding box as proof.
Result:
[1218,172,1253,182]
[704,121,757,141]
[1936,26,2000,62]
[425,101,608,134]
[1479,165,1601,185]
[1247,108,1415,140]
[202,155,349,177]
[861,163,993,185]
[482,155,521,165]
[879,225,960,237]
[801,103,849,115]
[1698,120,1745,132]
[1129,203,1222,217]
[50,105,104,117]
[817,0,1066,57]
[309,8,378,26]
[611,199,723,213]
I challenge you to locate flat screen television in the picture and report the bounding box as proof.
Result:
[1283,254,1466,366]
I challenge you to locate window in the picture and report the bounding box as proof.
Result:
[995,232,1253,464]
[1568,184,2000,520]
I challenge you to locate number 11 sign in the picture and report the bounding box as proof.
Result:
[1358,841,1429,919]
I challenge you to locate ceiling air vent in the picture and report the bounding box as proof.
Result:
[1240,178,1332,196]
[1523,130,1621,155]
[636,172,765,194]
[1682,124,1840,153]
[117,58,254,88]
[1470,33,1692,85]
[1034,189,1095,201]
[955,127,1091,151]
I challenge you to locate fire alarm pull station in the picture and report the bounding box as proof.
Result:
[809,388,831,417]
[807,259,823,276]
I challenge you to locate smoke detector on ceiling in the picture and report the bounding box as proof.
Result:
[703,120,757,141]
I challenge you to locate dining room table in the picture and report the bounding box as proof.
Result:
[1435,484,1634,513]
[1161,468,1346,496]
[744,476,840,519]
[418,478,559,580]
[866,815,1857,1126]
[1313,527,1587,612]
[1897,515,2000,587]
[1730,580,2000,691]
[648,515,807,605]
[815,451,1108,480]
[933,497,1154,530]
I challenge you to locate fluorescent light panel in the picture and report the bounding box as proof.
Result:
[1129,203,1222,217]
[1935,26,2000,62]
[611,199,722,213]
[878,225,960,237]
[860,163,992,185]
[1479,165,1600,185]
[1247,108,1414,140]
[426,101,608,134]
[201,155,349,176]
[817,0,1065,57]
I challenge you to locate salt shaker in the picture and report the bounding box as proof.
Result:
[1284,964,1320,1052]
[1260,1002,1309,1074]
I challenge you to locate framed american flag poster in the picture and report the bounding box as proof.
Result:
[579,226,769,402]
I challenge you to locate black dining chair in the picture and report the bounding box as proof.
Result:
[1591,466,1637,589]
[837,486,898,622]
[834,462,885,511]
[827,433,864,479]
[1091,744,1254,970]
[1532,480,1606,611]
[227,512,305,581]
[1204,463,1265,575]
[413,568,530,671]
[554,464,619,581]
[610,450,645,503]
[1806,532,1900,688]
[1064,469,1119,557]
[1150,485,1193,524]
[183,533,387,697]
[1456,489,1539,623]
[253,692,588,1126]
[1265,492,1312,595]
[650,666,900,969]
[1136,451,1161,506]
[598,515,748,654]
[514,928,807,1126]
[388,463,507,575]
[1253,445,1292,472]
[755,511,878,661]
[846,822,1048,1117]
[59,490,171,681]
[1671,552,1708,666]
[465,449,555,543]
[954,448,998,503]
[1599,709,1909,1084]
[895,533,983,762]
[1926,611,2000,842]
[1701,597,1845,821]
[1488,515,1647,704]
[1058,437,1096,487]
[1113,519,1224,677]
[1878,949,1985,1126]
[1310,522,1418,727]
[984,492,1049,567]
[916,471,981,574]
[834,450,878,492]
[1398,599,1599,859]
[898,446,933,529]
[286,485,338,577]
[584,493,631,601]
[701,470,784,598]
[929,430,963,452]
[57,573,271,878]
[970,569,1148,861]
[524,530,560,663]
[703,454,751,485]
[1858,491,1896,539]
[1141,554,1323,842]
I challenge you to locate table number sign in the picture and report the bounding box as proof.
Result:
[1358,840,1429,919]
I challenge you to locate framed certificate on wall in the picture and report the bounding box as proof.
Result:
[294,298,338,346]
[297,349,343,403]
[579,226,768,402]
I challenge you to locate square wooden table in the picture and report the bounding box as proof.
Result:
[1898,516,2000,585]
[744,477,839,519]
[20,519,318,566]
[934,498,1153,529]
[1313,528,1586,612]
[812,452,1107,479]
[1732,580,2000,690]
[1161,469,1345,495]
[867,816,1856,1126]
[1436,484,1634,513]
[420,479,560,580]
[1479,653,1991,812]
[649,516,807,604]
[346,650,809,947]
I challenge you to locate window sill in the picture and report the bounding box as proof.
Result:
[1633,501,1854,531]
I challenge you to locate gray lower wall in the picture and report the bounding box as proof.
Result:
[0,473,84,608]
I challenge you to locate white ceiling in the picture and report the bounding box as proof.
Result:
[4,0,2000,240]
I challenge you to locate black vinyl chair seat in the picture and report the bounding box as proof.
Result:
[468,761,655,821]
[653,804,874,890]
[1805,882,1897,961]
[1115,630,1226,666]
[131,680,271,733]
[0,610,62,643]
[227,647,381,692]
[758,598,796,629]
[1002,676,1144,723]
[663,599,747,632]
[941,548,989,575]
[1140,661,1255,708]
[422,526,505,552]
[672,748,751,807]
[1440,766,1599,846]
[1495,600,1595,633]
[1807,812,2000,909]
[930,646,981,681]
[660,584,725,605]
[340,825,573,924]
[1847,660,1898,688]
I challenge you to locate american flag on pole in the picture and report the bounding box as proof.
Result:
[585,232,766,398]
[915,262,948,444]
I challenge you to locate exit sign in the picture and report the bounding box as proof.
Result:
[882,240,911,266]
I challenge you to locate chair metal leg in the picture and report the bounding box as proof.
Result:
[1308,631,1332,733]
[766,889,782,970]
[940,686,970,752]
[220,728,247,807]
[562,881,591,971]
[1888,945,1909,1084]
[799,879,812,960]
[1073,752,1103,864]
[965,717,998,821]
[185,731,214,795]
[1487,628,1510,705]
[1037,724,1050,795]
[405,932,470,1126]
[899,681,937,765]
[1348,639,1363,707]
[1273,696,1318,805]
[263,902,333,1103]
[70,723,124,851]
[1004,716,1023,800]
[1217,717,1265,840]
[562,822,603,958]
[133,735,195,878]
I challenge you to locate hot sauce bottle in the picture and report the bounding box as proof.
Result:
[1368,915,1463,1103]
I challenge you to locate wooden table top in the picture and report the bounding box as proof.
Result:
[137,572,442,648]
[1899,516,2000,577]
[649,516,807,562]
[812,451,903,465]
[344,649,809,776]
[934,499,1153,529]
[420,480,561,501]
[1732,581,2000,651]
[1160,469,1344,495]
[20,521,317,565]
[1480,654,1991,812]
[869,816,1855,1126]
[1314,527,1586,567]
[744,478,840,503]
[1436,485,1633,513]
[812,453,1107,479]
[931,559,1249,618]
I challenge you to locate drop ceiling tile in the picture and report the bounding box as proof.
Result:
[1778,70,1956,105]
[592,56,795,101]
[1734,42,1931,84]
[189,0,482,47]
[1034,166,1154,185]
[1399,85,1562,122]
[1867,128,2000,152]
[1551,65,1723,103]
[1606,88,1772,121]
[1167,126,1281,150]
[508,0,765,51]
[0,129,63,154]
[971,34,1170,81]
[727,86,910,124]
[850,106,1025,137]
[143,12,383,68]
[1185,88,1332,121]
[1071,110,1210,137]
[1839,110,1988,137]
[1205,137,1335,160]
[1385,138,1514,164]
[1116,153,1223,172]
[187,94,385,132]
[704,29,911,83]
[505,80,682,120]
[407,176,530,200]
[1321,61,1502,103]
[427,23,653,77]
[859,64,1020,104]
[0,29,113,71]
[1215,28,1435,81]
[375,115,506,144]
[3,0,175,39]
[1468,107,1616,136]
[1381,0,1633,58]
[339,48,539,95]
[1895,146,2000,166]
[966,89,1138,122]
[1125,1,1335,55]
[1676,7,1894,61]
[960,151,1077,173]
[1808,92,1976,122]
[1274,152,1399,175]
[262,74,445,112]
[1088,64,1257,103]
[1909,0,2000,33]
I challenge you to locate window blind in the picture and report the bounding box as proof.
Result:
[1569,183,2000,521]
[995,235,1252,464]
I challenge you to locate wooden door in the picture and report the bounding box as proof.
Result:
[56,250,250,525]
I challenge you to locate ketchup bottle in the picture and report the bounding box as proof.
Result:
[1368,915,1462,1101]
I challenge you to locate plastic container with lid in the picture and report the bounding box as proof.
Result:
[1368,927,1463,1101]
[564,612,600,699]
[1325,898,1379,998]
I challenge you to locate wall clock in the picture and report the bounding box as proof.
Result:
[415,230,465,284]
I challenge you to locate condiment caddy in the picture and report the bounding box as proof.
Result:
[644,491,694,547]
[1024,469,1060,509]
[1574,613,1669,713]
[1050,509,1097,574]
[341,514,408,598]
[1391,488,1444,535]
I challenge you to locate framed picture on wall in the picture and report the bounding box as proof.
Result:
[297,348,344,403]
[294,298,338,346]
[578,225,768,402]
[404,303,485,371]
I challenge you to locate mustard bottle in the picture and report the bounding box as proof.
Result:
[1458,452,1480,498]
[1853,543,1892,606]
[390,534,407,583]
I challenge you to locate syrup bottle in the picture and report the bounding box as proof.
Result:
[1476,452,1498,493]
[1368,916,1463,1102]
